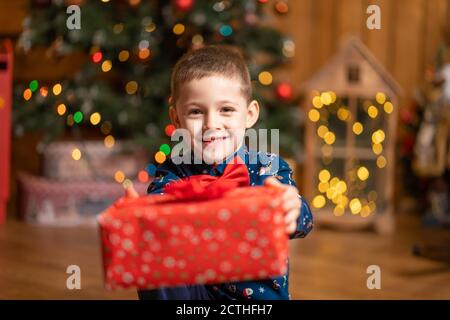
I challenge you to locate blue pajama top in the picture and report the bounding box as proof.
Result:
[137,145,313,300]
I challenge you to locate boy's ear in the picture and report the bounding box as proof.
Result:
[169,105,181,128]
[246,100,260,129]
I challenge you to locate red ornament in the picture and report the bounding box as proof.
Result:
[276,82,293,101]
[173,0,194,12]
[164,124,176,137]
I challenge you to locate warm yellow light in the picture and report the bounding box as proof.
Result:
[155,151,166,164]
[173,23,185,35]
[118,50,130,62]
[352,122,363,135]
[101,60,112,72]
[145,23,156,33]
[329,91,336,103]
[317,125,328,138]
[329,177,339,188]
[320,92,332,105]
[376,92,386,104]
[308,109,320,122]
[104,135,115,148]
[52,83,62,95]
[357,166,369,181]
[71,148,81,161]
[333,205,345,216]
[372,143,383,155]
[318,182,329,193]
[360,205,371,217]
[372,130,386,144]
[114,170,125,183]
[384,101,394,114]
[349,198,362,214]
[90,112,101,125]
[56,103,66,116]
[318,169,331,182]
[312,195,326,209]
[324,131,336,145]
[368,105,378,118]
[126,81,138,94]
[340,195,349,207]
[376,155,387,168]
[312,96,323,109]
[335,181,347,194]
[337,107,350,121]
[258,71,273,85]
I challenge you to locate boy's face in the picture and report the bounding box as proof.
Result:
[169,75,259,164]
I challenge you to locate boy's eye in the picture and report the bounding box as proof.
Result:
[221,107,235,113]
[188,109,202,115]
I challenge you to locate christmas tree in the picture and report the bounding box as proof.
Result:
[14,0,302,162]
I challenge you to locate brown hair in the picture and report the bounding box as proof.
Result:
[170,45,252,105]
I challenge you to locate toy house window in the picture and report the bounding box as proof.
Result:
[347,65,360,83]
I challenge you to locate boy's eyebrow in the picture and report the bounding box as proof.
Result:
[216,100,239,106]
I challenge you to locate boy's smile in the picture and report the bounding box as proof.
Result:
[169,75,259,164]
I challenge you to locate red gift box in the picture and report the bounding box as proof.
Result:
[98,163,289,290]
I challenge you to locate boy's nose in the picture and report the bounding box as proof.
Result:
[203,113,221,130]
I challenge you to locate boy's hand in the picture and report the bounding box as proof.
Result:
[264,177,301,235]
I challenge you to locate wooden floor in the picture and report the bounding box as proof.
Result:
[0,213,449,299]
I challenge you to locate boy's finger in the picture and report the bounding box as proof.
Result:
[125,185,139,198]
[284,208,300,224]
[283,198,301,212]
[264,177,283,187]
[285,221,297,234]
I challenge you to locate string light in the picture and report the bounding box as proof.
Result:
[67,114,74,126]
[155,151,166,164]
[372,129,385,144]
[23,89,32,101]
[376,92,386,104]
[104,135,115,148]
[384,101,394,114]
[114,170,125,183]
[320,92,332,105]
[29,80,38,92]
[113,23,124,34]
[73,111,83,123]
[312,96,323,109]
[372,143,383,155]
[357,166,369,181]
[126,81,138,94]
[159,144,171,156]
[173,23,185,35]
[323,131,336,145]
[349,198,362,214]
[138,48,150,60]
[40,87,48,97]
[138,170,149,183]
[165,124,176,137]
[258,71,272,86]
[352,122,363,135]
[52,83,62,95]
[56,103,66,116]
[101,60,112,72]
[192,34,204,45]
[337,107,350,121]
[90,112,101,125]
[367,105,378,118]
[312,195,326,209]
[308,109,320,122]
[92,51,103,63]
[122,179,133,189]
[101,121,112,134]
[376,155,387,168]
[318,169,331,182]
[118,50,130,62]
[333,205,345,216]
[71,148,81,161]
[145,22,156,33]
[219,25,233,37]
[317,125,328,138]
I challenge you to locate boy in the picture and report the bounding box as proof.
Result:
[136,46,313,300]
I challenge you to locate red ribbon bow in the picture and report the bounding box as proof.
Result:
[163,157,250,200]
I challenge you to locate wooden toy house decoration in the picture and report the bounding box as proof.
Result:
[302,37,402,234]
